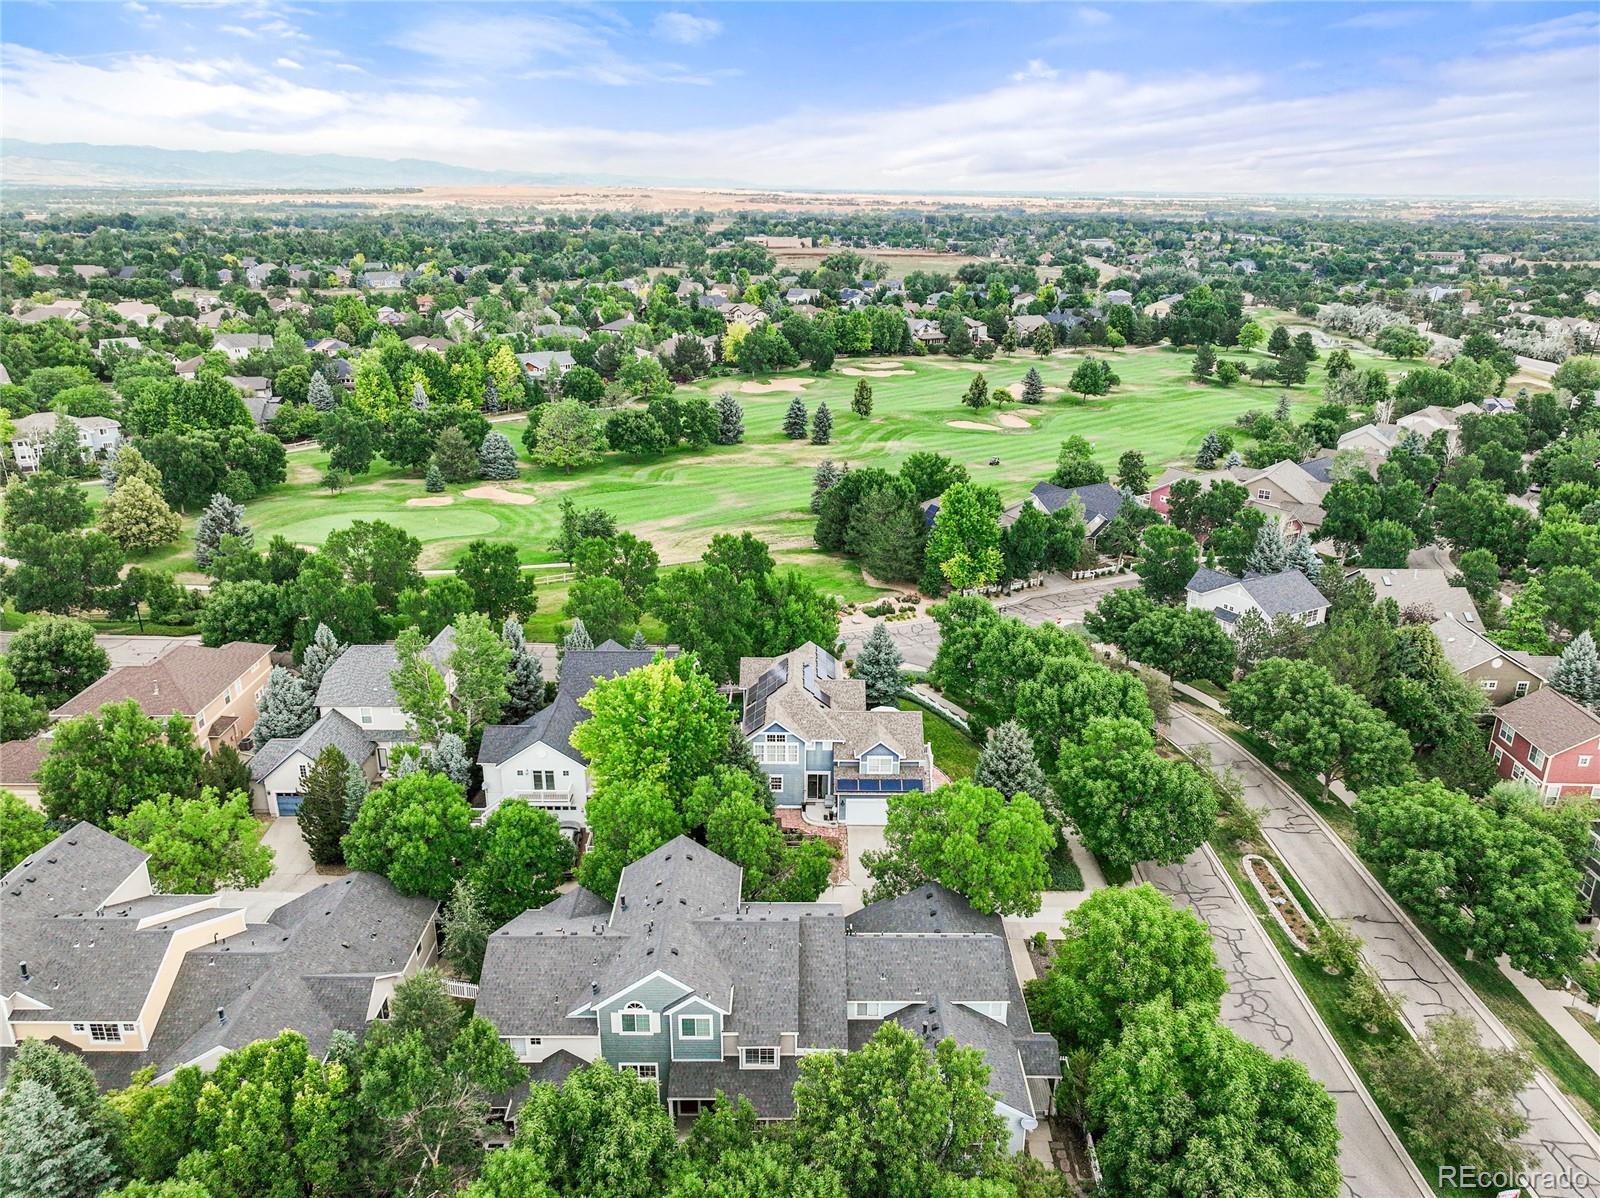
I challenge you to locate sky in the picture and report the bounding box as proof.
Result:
[1,1,1597,199]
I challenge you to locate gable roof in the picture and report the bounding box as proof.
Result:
[1187,568,1329,616]
[250,710,395,782]
[1030,481,1124,530]
[53,642,271,720]
[476,645,661,766]
[1496,687,1600,757]
[1352,568,1479,624]
[314,628,453,711]
[736,643,925,761]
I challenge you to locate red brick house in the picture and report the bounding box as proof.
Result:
[1489,687,1600,799]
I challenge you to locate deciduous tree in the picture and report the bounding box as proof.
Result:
[39,701,203,827]
[342,771,477,900]
[112,788,273,893]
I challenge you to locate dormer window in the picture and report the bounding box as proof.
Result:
[741,1046,778,1069]
[616,1002,655,1035]
[860,755,897,776]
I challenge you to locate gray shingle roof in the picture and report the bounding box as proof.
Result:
[250,710,380,781]
[314,628,452,711]
[1030,481,1124,529]
[1186,567,1328,616]
[477,646,660,765]
[669,1056,803,1118]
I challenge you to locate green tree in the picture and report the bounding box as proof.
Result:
[449,612,512,736]
[1228,658,1414,801]
[1056,716,1217,870]
[432,424,478,483]
[298,744,352,866]
[1,789,52,871]
[564,575,637,645]
[4,615,109,709]
[99,475,182,552]
[397,576,475,641]
[526,400,605,472]
[1116,449,1149,493]
[1122,604,1237,687]
[464,1060,675,1198]
[1236,321,1265,352]
[501,618,545,722]
[810,401,833,444]
[457,539,537,623]
[782,396,808,439]
[572,654,732,796]
[441,877,492,982]
[318,403,380,476]
[477,431,520,480]
[391,626,454,743]
[1090,996,1341,1198]
[973,720,1048,801]
[1028,884,1225,1050]
[706,785,836,903]
[0,1078,117,1198]
[715,391,745,444]
[468,800,574,925]
[863,780,1053,916]
[926,482,1003,591]
[961,374,990,409]
[791,1021,1010,1198]
[253,665,315,742]
[852,377,873,418]
[342,771,478,899]
[1267,324,1292,356]
[854,622,905,706]
[1355,779,1588,977]
[1366,1014,1535,1177]
[39,701,203,827]
[1550,630,1600,710]
[112,788,273,893]
[1375,324,1429,359]
[1190,341,1216,381]
[1134,523,1200,603]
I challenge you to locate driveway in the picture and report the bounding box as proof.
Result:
[1167,710,1600,1195]
[821,822,883,913]
[1142,845,1430,1198]
[217,816,337,923]
[840,573,1140,671]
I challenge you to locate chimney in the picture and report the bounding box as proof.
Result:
[18,962,29,982]
[216,1007,227,1025]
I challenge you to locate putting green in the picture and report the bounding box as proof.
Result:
[274,506,506,544]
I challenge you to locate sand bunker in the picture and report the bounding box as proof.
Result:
[839,367,913,377]
[1041,385,1065,396]
[739,379,812,394]
[946,420,1003,431]
[994,412,1031,428]
[405,496,454,507]
[463,485,536,505]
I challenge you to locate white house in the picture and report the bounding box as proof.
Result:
[250,711,403,818]
[10,412,122,473]
[212,332,273,361]
[1186,567,1330,634]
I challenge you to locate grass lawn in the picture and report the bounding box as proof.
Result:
[1046,837,1085,891]
[136,330,1409,589]
[898,694,980,781]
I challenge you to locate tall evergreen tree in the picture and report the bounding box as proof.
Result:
[1021,367,1045,405]
[1267,324,1292,356]
[783,397,809,439]
[299,744,350,865]
[1550,631,1600,711]
[307,369,335,412]
[1246,517,1290,575]
[441,876,492,982]
[0,1079,115,1198]
[299,622,346,693]
[501,617,545,722]
[630,628,647,649]
[1287,534,1322,583]
[1191,342,1216,380]
[974,719,1049,802]
[425,732,473,789]
[962,375,990,409]
[342,759,369,827]
[424,462,445,493]
[715,391,745,444]
[811,460,842,513]
[482,377,501,414]
[253,665,316,741]
[854,623,905,707]
[561,617,593,659]
[1195,431,1224,469]
[193,492,251,568]
[477,432,520,480]
[810,402,833,445]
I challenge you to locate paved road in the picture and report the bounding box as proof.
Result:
[839,573,1140,670]
[1142,845,1429,1198]
[1168,710,1600,1197]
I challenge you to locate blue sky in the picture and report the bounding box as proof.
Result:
[2,1,1597,197]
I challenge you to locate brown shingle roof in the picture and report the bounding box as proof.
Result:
[52,642,272,720]
[1497,687,1600,757]
[0,736,48,787]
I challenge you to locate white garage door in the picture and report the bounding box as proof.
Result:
[843,797,888,825]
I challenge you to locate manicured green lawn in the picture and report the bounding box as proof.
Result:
[898,695,981,781]
[156,333,1407,583]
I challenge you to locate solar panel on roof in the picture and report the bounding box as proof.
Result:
[742,659,788,729]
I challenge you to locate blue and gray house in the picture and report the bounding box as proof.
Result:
[474,836,1059,1149]
[732,643,933,825]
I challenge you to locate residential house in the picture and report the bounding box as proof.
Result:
[0,823,437,1087]
[174,355,205,380]
[905,317,947,347]
[599,316,637,334]
[659,332,720,364]
[1102,288,1133,307]
[360,271,406,290]
[10,412,122,473]
[784,288,821,305]
[721,302,768,327]
[1011,314,1048,341]
[1350,568,1479,624]
[111,300,163,327]
[225,375,273,402]
[53,641,273,752]
[1396,405,1462,454]
[0,736,48,806]
[962,315,992,343]
[1430,615,1553,706]
[1081,237,1115,251]
[439,306,481,335]
[1028,481,1125,540]
[530,324,589,341]
[732,642,932,825]
[244,263,274,289]
[474,838,1057,1148]
[476,642,660,834]
[1490,687,1600,800]
[95,336,143,359]
[404,336,453,355]
[212,332,273,361]
[1336,422,1401,462]
[14,301,89,327]
[71,264,109,279]
[1186,567,1330,633]
[250,711,404,818]
[375,307,405,327]
[516,350,576,381]
[312,628,455,739]
[306,337,348,355]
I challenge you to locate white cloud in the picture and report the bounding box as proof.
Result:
[0,38,1593,199]
[389,12,711,84]
[1330,7,1429,31]
[1504,11,1600,48]
[274,56,300,69]
[1010,59,1058,82]
[653,12,722,45]
[218,24,256,38]
[1073,7,1112,28]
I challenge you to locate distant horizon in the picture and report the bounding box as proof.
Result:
[2,1,1597,202]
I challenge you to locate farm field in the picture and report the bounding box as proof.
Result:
[138,327,1416,591]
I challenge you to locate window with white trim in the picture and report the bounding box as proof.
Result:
[621,1063,659,1092]
[679,1015,713,1039]
[1514,681,1530,697]
[360,707,373,725]
[860,755,897,776]
[1497,722,1514,745]
[768,775,784,794]
[1580,756,1593,769]
[760,734,799,765]
[1479,679,1498,692]
[1529,746,1546,769]
[741,1046,778,1069]
[1256,489,1272,500]
[88,1022,122,1043]
[617,1002,654,1034]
